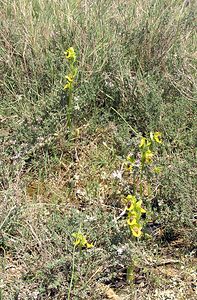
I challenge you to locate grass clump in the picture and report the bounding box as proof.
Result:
[1,0,196,299]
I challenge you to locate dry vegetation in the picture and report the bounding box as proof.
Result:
[0,0,197,299]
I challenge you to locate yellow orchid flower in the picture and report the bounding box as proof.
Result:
[131,226,142,237]
[86,242,94,249]
[144,149,153,163]
[127,203,134,211]
[126,195,136,203]
[125,194,146,237]
[126,155,135,172]
[154,132,162,144]
[72,232,94,249]
[65,74,74,82]
[65,47,76,61]
[126,196,146,216]
[139,137,151,148]
[139,137,146,148]
[72,232,86,247]
[130,221,143,237]
[64,82,72,90]
[127,215,137,226]
[125,195,137,210]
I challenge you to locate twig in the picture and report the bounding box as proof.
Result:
[25,221,42,247]
[116,208,127,220]
[153,259,181,267]
[84,266,103,286]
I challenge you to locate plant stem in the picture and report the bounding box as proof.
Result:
[139,162,144,199]
[110,107,139,136]
[67,245,76,300]
[67,88,72,129]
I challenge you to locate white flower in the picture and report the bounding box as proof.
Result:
[74,103,80,110]
[112,170,123,181]
[117,245,127,255]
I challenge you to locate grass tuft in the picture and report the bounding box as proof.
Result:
[1,0,196,299]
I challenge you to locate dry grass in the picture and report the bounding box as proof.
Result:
[1,0,197,299]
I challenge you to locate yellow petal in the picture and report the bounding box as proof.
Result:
[136,200,142,207]
[126,203,134,211]
[86,243,94,249]
[140,207,146,213]
[127,217,137,226]
[65,47,76,61]
[136,200,146,213]
[132,230,142,237]
[73,239,80,246]
[64,82,71,90]
[154,132,162,144]
[139,137,146,148]
[65,74,73,82]
[145,149,153,163]
[131,225,143,237]
[126,195,136,203]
